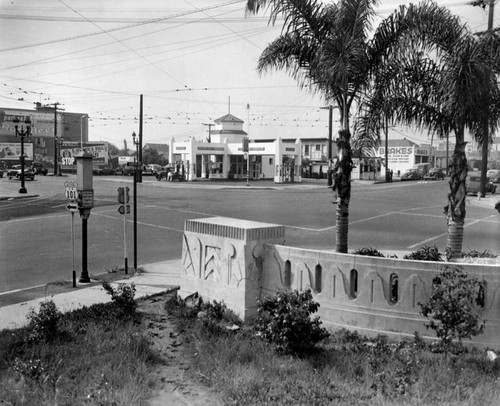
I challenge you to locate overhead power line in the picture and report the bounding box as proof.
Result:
[0,0,244,53]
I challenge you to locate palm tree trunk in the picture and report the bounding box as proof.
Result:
[445,140,468,259]
[334,129,352,253]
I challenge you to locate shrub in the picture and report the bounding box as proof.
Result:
[26,300,62,342]
[419,267,485,350]
[462,249,498,258]
[352,247,385,257]
[404,245,443,261]
[254,289,329,354]
[102,281,137,319]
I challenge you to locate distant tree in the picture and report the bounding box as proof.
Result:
[108,143,119,157]
[142,148,162,165]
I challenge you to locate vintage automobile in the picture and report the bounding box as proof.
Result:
[466,174,496,195]
[31,162,48,175]
[423,168,445,180]
[486,169,500,183]
[400,169,423,181]
[7,165,35,181]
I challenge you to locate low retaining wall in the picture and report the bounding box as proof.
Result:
[180,217,500,348]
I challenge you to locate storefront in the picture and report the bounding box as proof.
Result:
[169,136,301,183]
[376,139,430,177]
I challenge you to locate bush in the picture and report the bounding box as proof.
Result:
[462,249,498,258]
[352,247,386,257]
[26,300,62,342]
[404,245,443,261]
[419,267,485,350]
[102,281,137,320]
[254,289,329,354]
[165,294,242,336]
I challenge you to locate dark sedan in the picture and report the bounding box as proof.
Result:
[401,169,423,181]
[424,168,445,180]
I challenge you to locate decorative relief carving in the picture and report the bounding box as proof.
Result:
[182,235,201,278]
[204,245,222,281]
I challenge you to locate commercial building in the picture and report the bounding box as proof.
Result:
[0,104,109,171]
[169,112,303,183]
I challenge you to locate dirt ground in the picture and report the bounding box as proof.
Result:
[138,293,224,406]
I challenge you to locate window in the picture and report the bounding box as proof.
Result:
[315,144,321,151]
[304,145,310,155]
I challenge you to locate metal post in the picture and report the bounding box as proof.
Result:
[54,104,58,176]
[132,132,138,270]
[20,130,26,193]
[71,212,76,287]
[479,0,495,198]
[246,155,250,186]
[138,94,143,183]
[79,216,90,283]
[123,195,128,274]
[385,117,389,182]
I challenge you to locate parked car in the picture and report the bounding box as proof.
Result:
[423,168,445,180]
[466,174,496,195]
[31,162,48,175]
[7,165,35,181]
[400,169,423,181]
[486,169,500,183]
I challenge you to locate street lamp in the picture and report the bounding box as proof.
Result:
[132,131,139,270]
[13,117,31,194]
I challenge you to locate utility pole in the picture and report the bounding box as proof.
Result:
[45,102,64,176]
[479,0,495,197]
[320,105,333,186]
[138,94,143,183]
[202,123,215,143]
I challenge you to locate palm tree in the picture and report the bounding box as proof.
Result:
[246,0,500,256]
[363,2,500,258]
[246,0,379,253]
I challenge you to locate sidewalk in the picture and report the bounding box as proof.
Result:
[0,259,182,331]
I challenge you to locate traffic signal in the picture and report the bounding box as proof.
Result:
[242,137,249,152]
[125,187,130,203]
[77,191,83,208]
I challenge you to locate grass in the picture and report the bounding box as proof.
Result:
[2,287,500,405]
[165,297,500,406]
[0,293,157,405]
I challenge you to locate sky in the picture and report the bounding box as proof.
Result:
[0,0,495,149]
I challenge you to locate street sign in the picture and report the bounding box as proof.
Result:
[118,204,130,215]
[79,190,94,209]
[66,203,78,212]
[65,187,78,200]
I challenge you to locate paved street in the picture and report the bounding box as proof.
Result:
[1,174,499,295]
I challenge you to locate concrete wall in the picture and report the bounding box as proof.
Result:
[180,217,500,348]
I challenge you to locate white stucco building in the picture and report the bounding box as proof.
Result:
[169,113,302,183]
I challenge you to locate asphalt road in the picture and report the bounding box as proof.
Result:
[0,175,498,294]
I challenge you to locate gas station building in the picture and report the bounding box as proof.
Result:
[169,113,302,183]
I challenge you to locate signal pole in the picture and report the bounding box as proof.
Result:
[202,123,215,142]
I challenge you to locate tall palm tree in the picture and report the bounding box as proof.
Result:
[246,0,379,253]
[364,2,500,258]
[246,0,500,256]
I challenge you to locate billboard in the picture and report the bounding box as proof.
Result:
[60,142,108,166]
[0,108,62,138]
[0,142,34,160]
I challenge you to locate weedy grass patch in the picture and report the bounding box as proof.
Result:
[165,292,500,406]
[0,283,157,405]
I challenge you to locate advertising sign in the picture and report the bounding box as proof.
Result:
[60,142,108,166]
[378,147,413,164]
[0,108,61,138]
[0,142,34,160]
